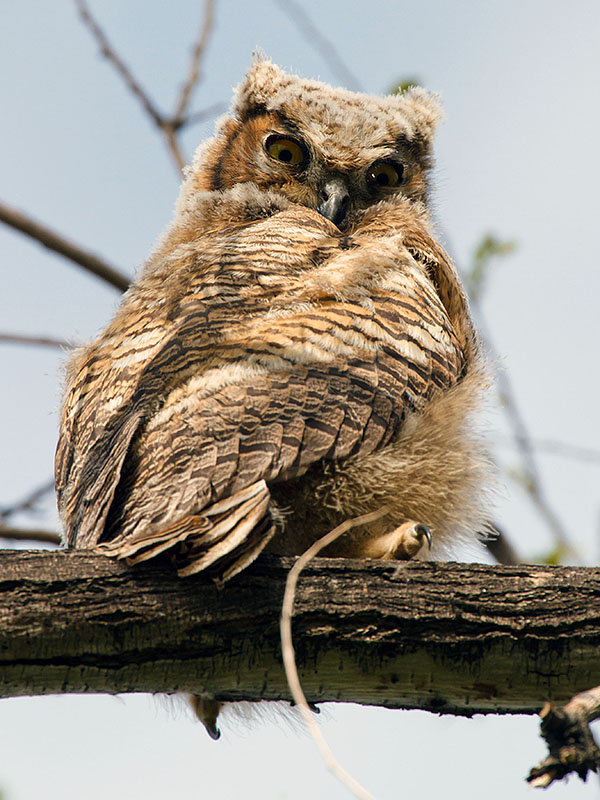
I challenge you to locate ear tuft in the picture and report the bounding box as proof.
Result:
[233,55,293,117]
[394,87,444,145]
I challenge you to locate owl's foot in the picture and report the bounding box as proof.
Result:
[362,520,432,560]
[189,695,222,740]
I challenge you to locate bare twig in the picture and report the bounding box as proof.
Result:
[161,124,186,173]
[0,332,72,350]
[0,200,130,292]
[183,101,228,128]
[280,507,388,800]
[75,0,163,127]
[0,479,55,522]
[0,481,60,544]
[274,0,363,91]
[0,525,61,546]
[484,324,578,560]
[74,0,188,172]
[173,0,215,125]
[528,687,600,787]
[497,435,600,466]
[463,235,577,561]
[75,1,218,174]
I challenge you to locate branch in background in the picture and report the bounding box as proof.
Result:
[75,0,218,174]
[483,524,520,565]
[183,101,228,128]
[465,235,578,562]
[497,436,600,466]
[274,0,363,91]
[0,478,55,522]
[75,0,163,127]
[0,477,60,544]
[172,0,215,125]
[161,125,186,173]
[0,333,71,350]
[0,526,61,546]
[463,235,516,305]
[487,323,577,560]
[75,0,183,170]
[0,479,61,545]
[495,360,577,557]
[528,687,600,787]
[0,200,130,292]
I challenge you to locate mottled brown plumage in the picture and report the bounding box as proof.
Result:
[56,58,492,589]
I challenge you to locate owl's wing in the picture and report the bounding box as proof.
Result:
[55,297,178,551]
[401,227,476,360]
[97,295,462,580]
[57,206,469,580]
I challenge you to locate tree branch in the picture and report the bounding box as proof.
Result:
[497,435,600,466]
[471,284,576,560]
[0,200,130,291]
[183,101,228,128]
[172,0,215,125]
[160,123,186,173]
[528,688,600,787]
[75,1,219,175]
[75,0,187,173]
[75,0,164,128]
[0,526,61,546]
[0,332,71,350]
[274,0,363,91]
[2,551,600,716]
[0,478,55,522]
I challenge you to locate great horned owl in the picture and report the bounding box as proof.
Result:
[56,59,491,598]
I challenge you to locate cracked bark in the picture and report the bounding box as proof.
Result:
[1,550,599,716]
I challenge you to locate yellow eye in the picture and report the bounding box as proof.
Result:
[367,161,405,188]
[265,136,306,166]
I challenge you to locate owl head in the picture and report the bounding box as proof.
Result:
[187,57,442,229]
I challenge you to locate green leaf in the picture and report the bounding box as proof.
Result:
[464,234,516,302]
[537,544,568,566]
[388,77,421,95]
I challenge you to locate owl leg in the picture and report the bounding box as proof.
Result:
[361,521,431,560]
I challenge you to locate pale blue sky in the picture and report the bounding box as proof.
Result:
[1,1,599,798]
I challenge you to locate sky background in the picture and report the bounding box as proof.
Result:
[1,1,600,798]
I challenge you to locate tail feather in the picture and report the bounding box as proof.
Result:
[97,515,211,563]
[96,480,274,580]
[177,487,271,577]
[201,481,269,518]
[218,516,277,583]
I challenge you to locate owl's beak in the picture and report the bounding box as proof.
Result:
[317,178,350,227]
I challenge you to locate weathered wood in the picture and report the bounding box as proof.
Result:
[1,550,599,716]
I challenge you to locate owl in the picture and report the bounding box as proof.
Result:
[55,58,492,735]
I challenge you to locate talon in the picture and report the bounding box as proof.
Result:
[391,520,433,559]
[359,519,433,560]
[189,695,222,741]
[205,722,221,741]
[415,523,432,549]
